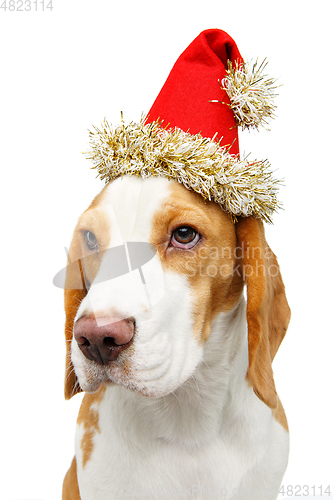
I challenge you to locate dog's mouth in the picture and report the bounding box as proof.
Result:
[76,347,134,393]
[75,353,175,398]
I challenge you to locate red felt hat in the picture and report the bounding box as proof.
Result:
[86,29,280,222]
[147,29,243,155]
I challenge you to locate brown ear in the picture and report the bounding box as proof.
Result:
[235,217,291,409]
[64,238,87,400]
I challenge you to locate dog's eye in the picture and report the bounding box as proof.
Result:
[171,226,200,249]
[84,230,98,250]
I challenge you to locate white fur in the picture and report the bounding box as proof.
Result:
[70,176,289,500]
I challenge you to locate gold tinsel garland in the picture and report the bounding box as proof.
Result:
[84,118,281,223]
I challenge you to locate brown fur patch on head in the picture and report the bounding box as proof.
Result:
[150,181,244,343]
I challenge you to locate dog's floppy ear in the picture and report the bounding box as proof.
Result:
[235,217,290,409]
[64,236,87,400]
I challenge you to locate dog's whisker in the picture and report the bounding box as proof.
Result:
[169,390,181,405]
[202,358,215,382]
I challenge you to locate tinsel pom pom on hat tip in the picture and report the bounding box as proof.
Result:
[213,58,280,132]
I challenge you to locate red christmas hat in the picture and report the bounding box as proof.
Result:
[147,29,243,155]
[85,29,281,222]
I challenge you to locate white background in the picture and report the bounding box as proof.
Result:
[0,0,332,499]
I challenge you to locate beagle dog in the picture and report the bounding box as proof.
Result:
[62,175,290,500]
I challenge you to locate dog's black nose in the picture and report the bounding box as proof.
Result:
[74,315,134,365]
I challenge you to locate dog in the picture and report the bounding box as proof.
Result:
[62,174,290,500]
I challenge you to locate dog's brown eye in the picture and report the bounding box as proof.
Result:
[174,227,196,243]
[84,230,98,250]
[171,226,200,249]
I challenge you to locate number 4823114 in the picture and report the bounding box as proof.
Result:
[1,0,53,10]
[279,484,332,496]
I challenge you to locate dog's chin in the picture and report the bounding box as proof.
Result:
[77,370,110,394]
[76,361,185,398]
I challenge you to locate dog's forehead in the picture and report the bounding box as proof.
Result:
[86,176,172,243]
[82,174,236,247]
